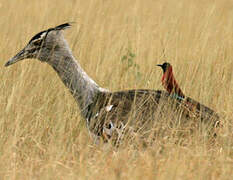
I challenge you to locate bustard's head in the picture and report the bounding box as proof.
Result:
[5,23,72,67]
[157,62,171,73]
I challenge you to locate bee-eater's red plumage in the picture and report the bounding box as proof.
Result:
[157,62,220,130]
[158,62,185,98]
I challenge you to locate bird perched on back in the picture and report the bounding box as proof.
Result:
[157,62,220,128]
[157,62,185,99]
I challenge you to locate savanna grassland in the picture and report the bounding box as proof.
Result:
[0,0,232,179]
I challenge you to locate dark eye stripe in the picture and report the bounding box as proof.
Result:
[33,40,43,46]
[28,48,37,54]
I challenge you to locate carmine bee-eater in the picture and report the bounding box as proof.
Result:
[157,62,220,128]
[157,62,185,99]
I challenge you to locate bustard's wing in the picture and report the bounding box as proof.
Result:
[87,89,219,144]
[87,89,167,143]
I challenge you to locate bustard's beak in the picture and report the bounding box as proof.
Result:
[157,64,162,67]
[5,48,27,67]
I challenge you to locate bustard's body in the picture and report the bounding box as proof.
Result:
[5,23,219,144]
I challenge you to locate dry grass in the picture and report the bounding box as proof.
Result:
[0,0,232,179]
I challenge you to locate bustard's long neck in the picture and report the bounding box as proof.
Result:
[46,41,108,118]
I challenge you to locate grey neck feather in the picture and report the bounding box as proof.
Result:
[46,35,109,118]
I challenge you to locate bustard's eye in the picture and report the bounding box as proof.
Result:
[33,39,43,46]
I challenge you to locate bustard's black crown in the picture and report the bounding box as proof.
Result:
[29,23,72,43]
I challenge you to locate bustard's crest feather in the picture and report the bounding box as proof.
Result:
[53,23,72,31]
[29,23,72,43]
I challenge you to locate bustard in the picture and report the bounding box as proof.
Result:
[5,23,219,144]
